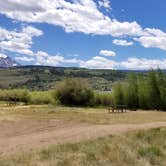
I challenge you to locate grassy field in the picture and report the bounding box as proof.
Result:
[1,104,166,124]
[0,127,166,166]
[1,104,166,166]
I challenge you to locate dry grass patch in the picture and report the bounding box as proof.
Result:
[1,105,166,124]
[1,128,166,166]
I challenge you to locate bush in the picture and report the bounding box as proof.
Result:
[56,79,94,106]
[29,91,56,105]
[0,89,30,103]
[93,92,113,106]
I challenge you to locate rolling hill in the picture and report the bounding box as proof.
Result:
[0,66,126,90]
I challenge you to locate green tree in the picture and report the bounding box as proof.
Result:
[124,74,138,110]
[146,71,161,110]
[138,78,149,109]
[156,69,166,110]
[113,82,124,105]
[56,78,94,106]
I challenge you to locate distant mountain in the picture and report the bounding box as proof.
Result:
[0,54,20,68]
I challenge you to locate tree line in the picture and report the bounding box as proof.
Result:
[113,70,166,110]
[0,79,112,106]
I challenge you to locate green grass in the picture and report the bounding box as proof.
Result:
[1,128,166,166]
[1,104,166,124]
[1,104,166,165]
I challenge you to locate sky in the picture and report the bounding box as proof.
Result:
[0,0,166,70]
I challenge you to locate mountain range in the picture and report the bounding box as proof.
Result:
[0,54,19,68]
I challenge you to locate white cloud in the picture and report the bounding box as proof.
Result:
[1,0,166,68]
[36,51,49,57]
[36,55,64,66]
[109,20,143,37]
[113,39,133,46]
[120,57,166,70]
[0,27,81,67]
[35,51,80,66]
[79,56,166,70]
[0,0,45,12]
[99,50,116,57]
[15,56,35,62]
[35,51,64,66]
[80,56,117,69]
[0,0,166,51]
[16,50,166,70]
[22,26,43,36]
[98,0,111,9]
[134,28,166,50]
[0,0,144,37]
[0,26,43,56]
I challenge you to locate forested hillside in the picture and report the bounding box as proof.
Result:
[0,66,126,90]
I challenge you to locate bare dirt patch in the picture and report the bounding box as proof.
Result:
[1,118,166,155]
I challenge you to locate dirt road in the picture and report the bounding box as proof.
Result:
[1,119,166,155]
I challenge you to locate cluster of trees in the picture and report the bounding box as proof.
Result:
[0,79,113,107]
[113,70,166,110]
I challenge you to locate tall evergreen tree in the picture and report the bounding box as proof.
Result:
[146,71,161,110]
[157,69,166,110]
[138,77,149,109]
[113,82,124,105]
[124,73,139,110]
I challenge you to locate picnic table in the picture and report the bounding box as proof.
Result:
[7,101,17,106]
[108,104,127,113]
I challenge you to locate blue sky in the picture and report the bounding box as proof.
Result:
[0,0,166,69]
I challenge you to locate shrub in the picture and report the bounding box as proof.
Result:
[56,79,94,106]
[93,92,113,106]
[29,91,56,105]
[0,89,30,103]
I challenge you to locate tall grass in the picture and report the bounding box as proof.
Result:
[0,128,166,166]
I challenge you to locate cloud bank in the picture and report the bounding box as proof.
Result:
[0,0,166,69]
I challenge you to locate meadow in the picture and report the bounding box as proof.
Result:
[1,104,166,125]
[1,128,166,166]
[0,104,166,166]
[0,69,166,166]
